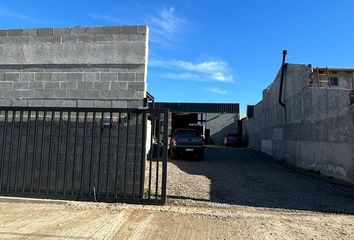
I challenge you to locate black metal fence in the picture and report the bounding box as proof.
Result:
[0,106,168,205]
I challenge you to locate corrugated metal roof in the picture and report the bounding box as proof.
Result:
[150,102,239,114]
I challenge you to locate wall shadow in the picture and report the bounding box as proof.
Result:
[169,146,354,214]
[207,115,237,145]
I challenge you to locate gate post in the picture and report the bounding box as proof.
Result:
[161,109,169,204]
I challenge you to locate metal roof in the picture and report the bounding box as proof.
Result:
[316,67,354,72]
[150,102,239,114]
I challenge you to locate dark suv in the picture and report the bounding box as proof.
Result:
[170,129,205,160]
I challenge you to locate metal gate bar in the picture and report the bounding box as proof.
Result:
[0,106,168,205]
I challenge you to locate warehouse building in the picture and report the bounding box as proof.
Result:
[151,102,240,145]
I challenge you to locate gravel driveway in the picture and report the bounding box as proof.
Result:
[167,146,354,214]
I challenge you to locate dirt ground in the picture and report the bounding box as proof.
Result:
[1,200,354,240]
[2,146,354,239]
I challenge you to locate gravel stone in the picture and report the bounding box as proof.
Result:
[165,146,354,214]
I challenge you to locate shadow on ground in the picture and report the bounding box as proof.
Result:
[169,146,354,214]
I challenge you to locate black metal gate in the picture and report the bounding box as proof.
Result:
[0,106,168,205]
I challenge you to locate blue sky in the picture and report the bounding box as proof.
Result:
[1,1,354,113]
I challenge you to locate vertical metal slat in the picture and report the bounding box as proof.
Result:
[30,111,39,193]
[38,111,47,193]
[79,112,87,197]
[148,113,156,199]
[14,111,24,192]
[106,111,112,198]
[71,111,79,196]
[123,113,130,198]
[88,112,96,198]
[46,111,55,194]
[0,111,8,191]
[161,110,169,203]
[54,111,63,195]
[96,112,104,198]
[114,113,121,198]
[132,113,139,198]
[139,112,147,199]
[22,111,30,192]
[63,111,71,195]
[6,111,16,192]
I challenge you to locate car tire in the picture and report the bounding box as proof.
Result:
[196,152,204,161]
[171,148,176,159]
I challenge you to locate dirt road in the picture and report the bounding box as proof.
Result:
[2,146,354,239]
[1,200,354,240]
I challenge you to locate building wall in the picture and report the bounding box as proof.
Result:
[0,26,149,199]
[312,69,354,90]
[334,72,354,89]
[0,26,148,108]
[243,64,354,183]
[206,113,237,145]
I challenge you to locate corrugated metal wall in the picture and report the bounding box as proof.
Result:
[151,102,239,114]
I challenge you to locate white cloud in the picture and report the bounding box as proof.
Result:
[158,73,207,81]
[0,6,33,21]
[155,60,226,73]
[212,72,234,82]
[149,6,189,47]
[207,88,228,95]
[88,6,188,48]
[150,59,235,83]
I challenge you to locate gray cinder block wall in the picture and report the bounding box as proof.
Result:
[243,64,354,183]
[0,26,149,199]
[0,25,149,108]
[206,113,237,145]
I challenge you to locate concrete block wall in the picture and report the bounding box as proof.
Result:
[206,113,237,145]
[0,26,149,108]
[0,26,148,65]
[0,26,150,200]
[243,64,354,183]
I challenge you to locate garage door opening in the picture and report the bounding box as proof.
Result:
[171,113,208,139]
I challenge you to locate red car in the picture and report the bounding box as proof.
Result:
[224,133,239,147]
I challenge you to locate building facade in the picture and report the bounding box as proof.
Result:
[242,64,354,183]
[152,102,240,145]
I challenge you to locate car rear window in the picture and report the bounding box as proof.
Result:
[175,130,200,137]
